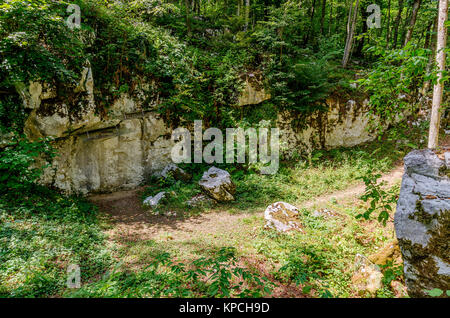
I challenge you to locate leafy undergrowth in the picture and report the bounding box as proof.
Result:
[0,188,112,297]
[66,247,273,298]
[252,200,402,298]
[0,123,424,298]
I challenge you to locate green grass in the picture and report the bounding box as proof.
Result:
[141,121,419,217]
[0,188,112,297]
[0,123,425,298]
[250,201,400,297]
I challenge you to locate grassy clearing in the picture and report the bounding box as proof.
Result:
[141,121,419,216]
[1,123,425,298]
[70,125,421,298]
[0,188,112,297]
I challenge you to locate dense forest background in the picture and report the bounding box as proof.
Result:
[0,0,448,298]
[1,0,448,134]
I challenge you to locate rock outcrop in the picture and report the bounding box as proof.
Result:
[17,67,174,194]
[277,97,406,158]
[161,163,192,182]
[11,66,410,194]
[237,73,271,106]
[143,191,167,208]
[395,149,450,297]
[351,254,383,296]
[199,167,236,202]
[264,202,302,232]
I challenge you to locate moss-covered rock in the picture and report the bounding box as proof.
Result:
[395,149,450,297]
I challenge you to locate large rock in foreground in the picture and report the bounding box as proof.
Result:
[351,254,383,296]
[395,149,450,297]
[199,167,236,202]
[143,191,167,208]
[264,202,302,232]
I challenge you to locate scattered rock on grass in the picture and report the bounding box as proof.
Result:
[390,280,408,298]
[264,202,302,232]
[368,240,402,266]
[161,163,192,182]
[312,208,338,218]
[351,254,383,296]
[186,194,216,207]
[143,191,167,208]
[199,167,236,202]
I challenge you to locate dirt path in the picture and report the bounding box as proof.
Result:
[89,164,405,298]
[302,164,404,209]
[89,164,405,243]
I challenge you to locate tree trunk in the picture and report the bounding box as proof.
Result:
[386,0,391,48]
[342,0,360,68]
[428,0,448,149]
[328,0,333,35]
[320,0,327,35]
[400,6,411,46]
[403,0,422,47]
[392,0,404,48]
[184,0,192,36]
[245,0,250,31]
[304,0,317,44]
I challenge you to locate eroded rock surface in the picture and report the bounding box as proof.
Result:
[351,254,383,296]
[18,70,174,194]
[12,65,411,194]
[143,191,167,208]
[394,149,450,297]
[161,163,192,182]
[264,202,302,232]
[199,167,236,202]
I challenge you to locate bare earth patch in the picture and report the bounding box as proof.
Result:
[90,164,404,245]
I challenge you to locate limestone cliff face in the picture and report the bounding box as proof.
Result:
[277,97,388,157]
[16,68,399,194]
[395,149,450,297]
[19,66,174,194]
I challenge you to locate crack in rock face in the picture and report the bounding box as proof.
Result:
[198,167,236,202]
[394,149,450,297]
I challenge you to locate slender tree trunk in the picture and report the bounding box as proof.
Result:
[386,0,391,48]
[184,0,192,36]
[428,0,448,149]
[403,0,422,47]
[245,0,250,31]
[328,0,333,35]
[320,0,327,35]
[400,6,411,46]
[392,0,404,48]
[423,16,434,49]
[342,0,360,68]
[304,0,317,44]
